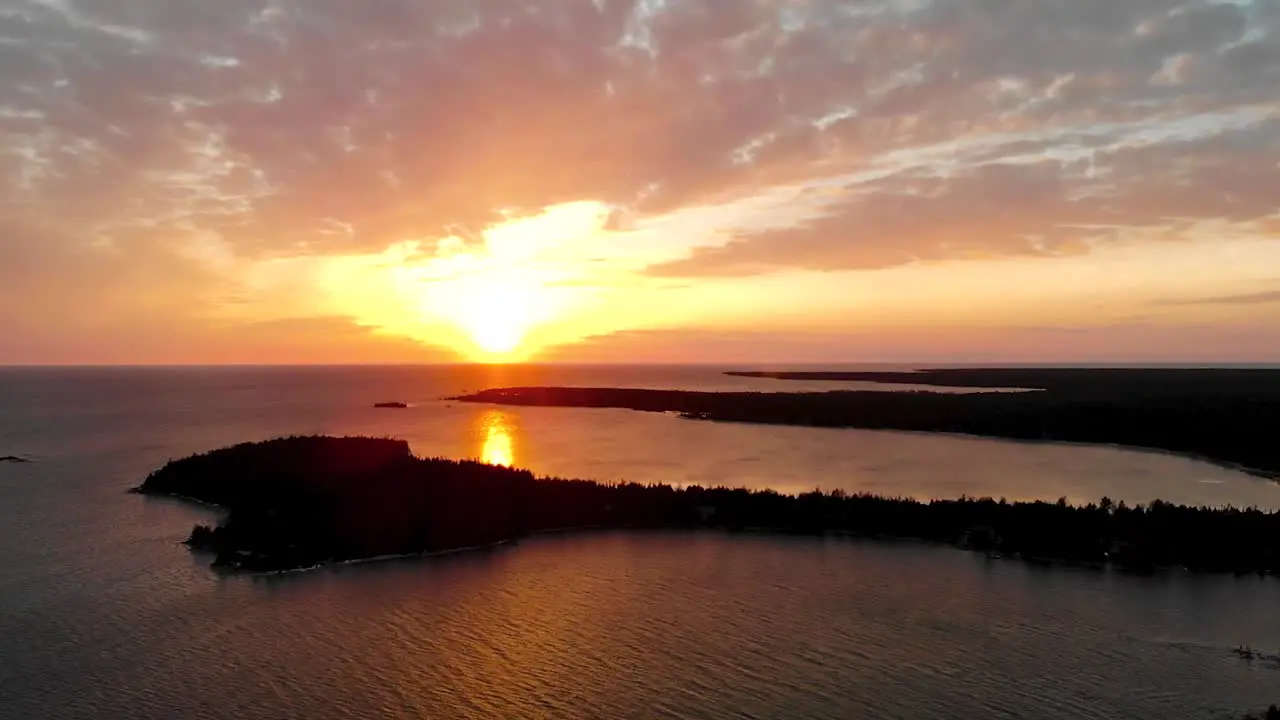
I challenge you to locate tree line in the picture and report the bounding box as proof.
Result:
[138,436,1280,575]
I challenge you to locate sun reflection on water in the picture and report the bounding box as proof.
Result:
[479,410,515,467]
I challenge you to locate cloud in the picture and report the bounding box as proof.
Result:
[0,216,446,363]
[540,320,1280,364]
[3,0,1277,256]
[0,218,228,332]
[648,114,1280,275]
[182,316,454,365]
[647,159,1097,275]
[1,0,1278,360]
[1157,288,1280,306]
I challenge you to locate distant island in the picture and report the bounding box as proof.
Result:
[135,436,1280,577]
[724,367,1280,395]
[456,368,1280,480]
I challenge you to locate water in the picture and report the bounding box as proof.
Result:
[1,365,1278,719]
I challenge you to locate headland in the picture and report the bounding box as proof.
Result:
[136,436,1280,576]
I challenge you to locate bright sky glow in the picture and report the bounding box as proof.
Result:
[2,0,1278,363]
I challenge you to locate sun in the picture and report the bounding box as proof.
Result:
[471,320,524,356]
[318,202,620,361]
[454,280,537,357]
[414,262,566,361]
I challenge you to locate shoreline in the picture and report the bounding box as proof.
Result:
[184,517,1280,581]
[455,383,1280,484]
[215,526,613,577]
[676,414,1280,484]
[223,539,520,577]
[130,487,228,509]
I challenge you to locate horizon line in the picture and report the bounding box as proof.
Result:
[2,361,1279,370]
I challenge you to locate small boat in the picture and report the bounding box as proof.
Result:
[373,402,409,409]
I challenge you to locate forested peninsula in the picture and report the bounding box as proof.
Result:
[134,436,1280,576]
[456,368,1280,480]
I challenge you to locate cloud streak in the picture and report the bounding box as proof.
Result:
[1158,288,1280,306]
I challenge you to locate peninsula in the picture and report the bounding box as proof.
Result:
[137,436,1280,576]
[725,367,1280,395]
[456,368,1280,480]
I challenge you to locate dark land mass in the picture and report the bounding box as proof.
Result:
[725,367,1280,396]
[456,372,1280,480]
[134,436,1280,579]
[0,455,30,463]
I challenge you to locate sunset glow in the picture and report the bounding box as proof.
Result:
[406,221,581,362]
[417,266,555,361]
[2,1,1278,364]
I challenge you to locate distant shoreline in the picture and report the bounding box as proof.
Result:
[455,370,1280,483]
[683,414,1280,483]
[722,367,1280,392]
[721,368,1280,480]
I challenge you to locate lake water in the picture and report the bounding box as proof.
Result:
[1,365,1278,719]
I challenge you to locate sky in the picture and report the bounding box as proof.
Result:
[1,0,1278,365]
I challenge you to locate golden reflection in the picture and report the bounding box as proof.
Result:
[479,410,516,467]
